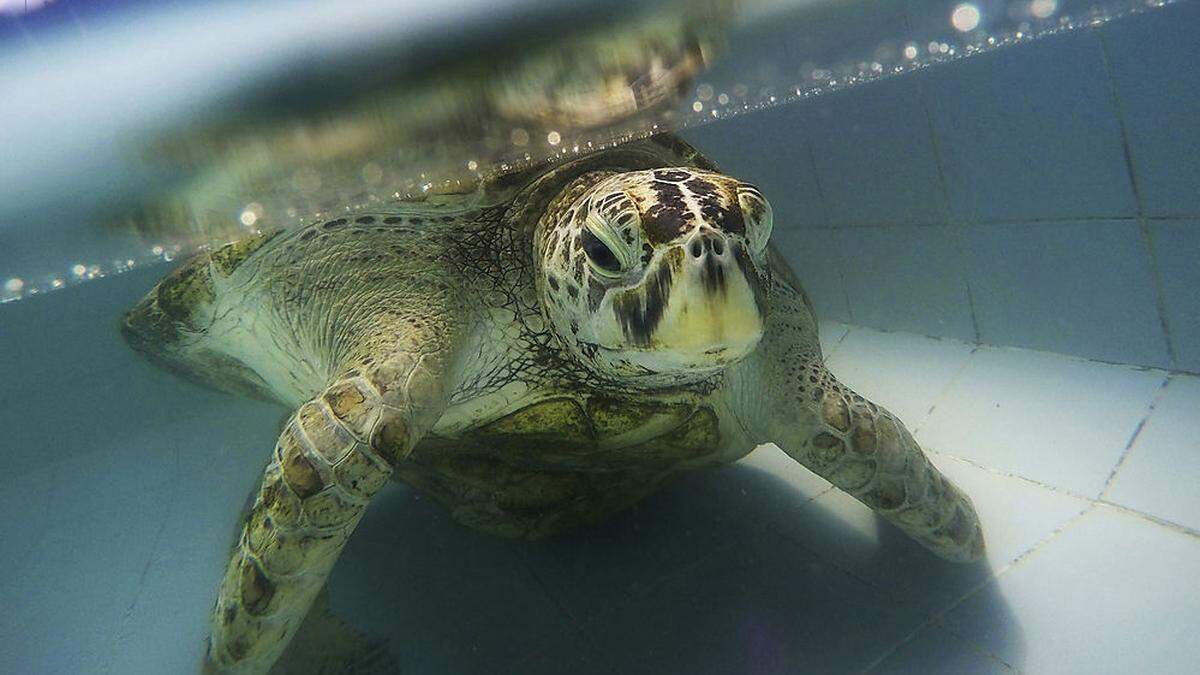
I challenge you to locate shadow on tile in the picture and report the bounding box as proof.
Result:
[318,462,1024,674]
[945,505,1200,673]
[871,620,1017,674]
[326,481,610,675]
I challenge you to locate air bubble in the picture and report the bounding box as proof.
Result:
[1031,0,1059,18]
[239,202,263,227]
[952,4,982,32]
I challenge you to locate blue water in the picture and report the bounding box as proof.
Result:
[1,0,1197,673]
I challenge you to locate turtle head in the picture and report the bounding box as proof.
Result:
[535,167,772,384]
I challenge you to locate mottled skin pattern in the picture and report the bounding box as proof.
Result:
[122,136,984,674]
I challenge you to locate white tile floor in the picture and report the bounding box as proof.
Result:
[917,347,1166,499]
[1,274,1198,674]
[1104,375,1200,532]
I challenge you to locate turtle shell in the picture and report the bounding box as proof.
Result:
[472,133,720,213]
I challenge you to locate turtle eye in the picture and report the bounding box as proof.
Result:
[737,186,773,254]
[581,227,623,274]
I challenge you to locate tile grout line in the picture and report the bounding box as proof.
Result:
[935,506,1097,661]
[765,447,1199,671]
[1136,219,1177,366]
[759,486,892,594]
[982,505,1096,580]
[862,615,1018,674]
[1094,497,1200,540]
[912,73,982,345]
[820,324,852,358]
[830,320,1197,376]
[865,505,1097,673]
[940,491,1200,670]
[826,322,1192,424]
[809,320,1193,666]
[912,344,979,435]
[516,501,752,651]
[961,263,983,346]
[930,448,1102,504]
[839,266,854,324]
[803,134,830,219]
[106,442,184,673]
[818,323,1190,669]
[514,548,622,675]
[858,618,939,673]
[1096,25,1179,369]
[933,445,1200,542]
[951,629,1021,673]
[1099,373,1173,500]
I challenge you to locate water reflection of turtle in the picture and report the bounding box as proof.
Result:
[122,134,984,674]
[111,2,726,254]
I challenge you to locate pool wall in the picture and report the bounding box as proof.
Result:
[685,0,1200,373]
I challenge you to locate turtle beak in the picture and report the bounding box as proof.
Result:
[601,235,766,368]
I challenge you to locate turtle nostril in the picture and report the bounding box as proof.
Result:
[690,241,703,258]
[712,238,725,255]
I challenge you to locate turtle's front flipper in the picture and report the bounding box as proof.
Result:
[734,267,984,563]
[205,350,454,674]
[777,372,983,562]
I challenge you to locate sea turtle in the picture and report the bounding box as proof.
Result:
[122,134,984,674]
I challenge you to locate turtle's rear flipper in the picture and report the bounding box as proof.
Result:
[271,587,398,675]
[121,229,282,402]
